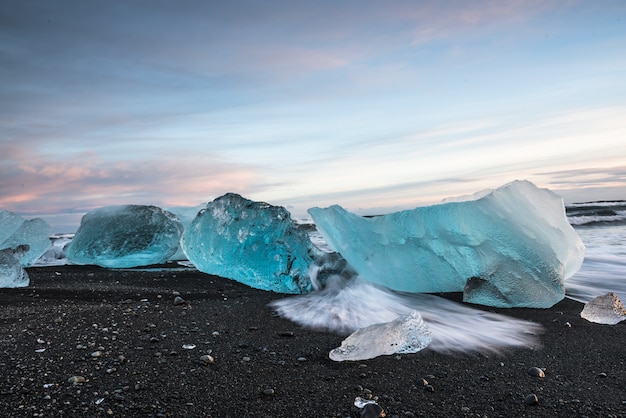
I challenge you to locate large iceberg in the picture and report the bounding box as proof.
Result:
[66,205,183,268]
[0,210,52,266]
[308,180,585,308]
[0,245,30,288]
[181,193,315,293]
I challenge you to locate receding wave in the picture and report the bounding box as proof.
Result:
[271,274,542,355]
[566,201,626,226]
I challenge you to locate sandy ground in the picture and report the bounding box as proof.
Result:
[0,265,624,417]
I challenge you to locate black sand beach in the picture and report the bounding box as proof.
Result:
[0,266,624,417]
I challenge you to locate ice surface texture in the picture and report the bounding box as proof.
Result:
[329,310,432,361]
[181,193,314,293]
[0,209,52,266]
[0,245,30,288]
[580,292,626,325]
[66,205,183,268]
[308,180,585,308]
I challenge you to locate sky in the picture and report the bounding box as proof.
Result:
[1,1,626,232]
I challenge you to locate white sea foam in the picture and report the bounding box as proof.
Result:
[271,274,543,354]
[566,223,626,303]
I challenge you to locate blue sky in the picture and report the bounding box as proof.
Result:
[1,1,625,231]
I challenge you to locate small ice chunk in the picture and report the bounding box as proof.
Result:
[1,218,52,266]
[66,205,183,268]
[0,210,52,266]
[329,311,432,361]
[0,245,30,288]
[580,292,626,325]
[181,193,315,293]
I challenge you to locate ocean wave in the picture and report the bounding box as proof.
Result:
[566,201,626,226]
[271,275,542,355]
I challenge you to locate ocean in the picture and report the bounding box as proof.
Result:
[563,201,626,303]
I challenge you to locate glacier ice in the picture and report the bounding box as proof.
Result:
[0,245,30,288]
[181,193,315,293]
[329,310,432,361]
[308,180,585,308]
[0,210,52,266]
[1,218,52,266]
[66,205,183,268]
[580,292,626,325]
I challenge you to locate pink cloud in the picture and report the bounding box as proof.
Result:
[0,143,266,216]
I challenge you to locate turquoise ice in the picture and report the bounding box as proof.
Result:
[66,205,183,268]
[309,180,585,308]
[0,209,52,267]
[181,193,315,293]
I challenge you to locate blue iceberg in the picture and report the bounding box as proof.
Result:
[181,193,315,293]
[308,180,585,308]
[66,205,183,268]
[0,245,30,288]
[0,210,52,266]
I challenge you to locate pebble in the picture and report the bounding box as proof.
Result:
[262,388,275,396]
[67,376,85,384]
[173,296,186,306]
[527,367,545,378]
[524,393,539,405]
[598,372,607,378]
[297,357,307,362]
[361,402,385,418]
[199,354,214,365]
[91,351,103,358]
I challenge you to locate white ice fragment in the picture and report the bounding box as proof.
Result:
[309,180,585,308]
[66,205,183,268]
[580,292,626,325]
[354,396,378,408]
[329,311,431,361]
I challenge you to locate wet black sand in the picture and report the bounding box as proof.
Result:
[0,265,624,417]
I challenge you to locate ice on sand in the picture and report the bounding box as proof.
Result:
[181,193,315,293]
[308,180,585,308]
[0,210,52,267]
[580,292,626,325]
[329,311,432,361]
[66,205,183,268]
[0,245,30,288]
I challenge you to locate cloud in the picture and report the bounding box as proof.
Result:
[0,142,265,215]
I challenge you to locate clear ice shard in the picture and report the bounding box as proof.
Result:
[0,245,30,288]
[580,292,626,325]
[0,210,52,266]
[66,205,183,268]
[329,310,432,361]
[181,193,315,293]
[308,180,585,308]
